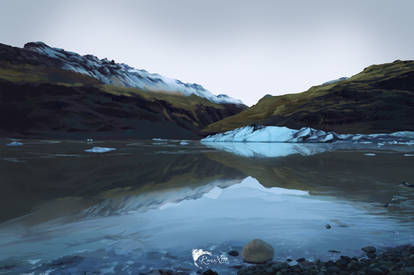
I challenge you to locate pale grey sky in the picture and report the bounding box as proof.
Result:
[1,0,413,105]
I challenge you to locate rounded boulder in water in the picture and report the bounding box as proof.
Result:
[242,239,274,263]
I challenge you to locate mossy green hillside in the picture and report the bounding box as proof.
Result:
[203,60,414,134]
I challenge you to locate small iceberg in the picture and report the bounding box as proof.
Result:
[152,138,168,141]
[6,141,23,146]
[364,153,376,156]
[86,138,94,143]
[202,126,414,144]
[84,147,116,153]
[179,141,189,145]
[404,154,414,157]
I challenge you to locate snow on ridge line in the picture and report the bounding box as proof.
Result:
[23,42,243,105]
[201,126,414,144]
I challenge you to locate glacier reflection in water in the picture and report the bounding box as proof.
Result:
[202,142,333,157]
[202,141,414,158]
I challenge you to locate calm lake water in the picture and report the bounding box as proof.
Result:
[0,139,414,274]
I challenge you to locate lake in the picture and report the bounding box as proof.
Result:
[0,139,414,274]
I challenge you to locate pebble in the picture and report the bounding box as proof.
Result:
[329,250,341,253]
[296,257,306,263]
[202,270,218,275]
[362,246,377,254]
[237,244,414,275]
[228,250,239,257]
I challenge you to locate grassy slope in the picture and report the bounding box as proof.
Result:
[0,61,227,110]
[0,62,245,138]
[203,60,414,134]
[0,61,101,86]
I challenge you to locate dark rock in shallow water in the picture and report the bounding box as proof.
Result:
[325,224,332,229]
[336,256,351,267]
[228,250,239,257]
[146,270,175,275]
[296,257,306,262]
[367,252,377,259]
[48,255,83,267]
[402,181,414,187]
[362,246,377,254]
[327,265,341,273]
[202,269,218,275]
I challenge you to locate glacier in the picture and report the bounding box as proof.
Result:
[201,125,414,144]
[24,42,243,105]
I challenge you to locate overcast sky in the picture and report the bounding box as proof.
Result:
[1,0,413,105]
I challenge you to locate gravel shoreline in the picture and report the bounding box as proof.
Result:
[236,245,414,275]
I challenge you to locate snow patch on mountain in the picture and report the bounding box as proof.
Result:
[24,42,243,105]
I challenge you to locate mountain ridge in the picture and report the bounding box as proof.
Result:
[203,60,414,134]
[0,42,246,139]
[22,42,243,105]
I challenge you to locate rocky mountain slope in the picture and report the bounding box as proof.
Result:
[203,60,414,134]
[0,42,246,138]
[23,42,242,104]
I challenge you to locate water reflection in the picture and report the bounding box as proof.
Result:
[203,140,414,158]
[0,139,413,274]
[0,139,244,222]
[1,177,414,274]
[202,142,333,157]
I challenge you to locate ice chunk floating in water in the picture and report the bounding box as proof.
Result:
[152,138,168,142]
[84,147,116,153]
[6,141,23,146]
[202,126,414,144]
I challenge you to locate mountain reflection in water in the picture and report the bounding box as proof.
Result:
[0,139,413,274]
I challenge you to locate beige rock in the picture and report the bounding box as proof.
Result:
[242,239,274,263]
